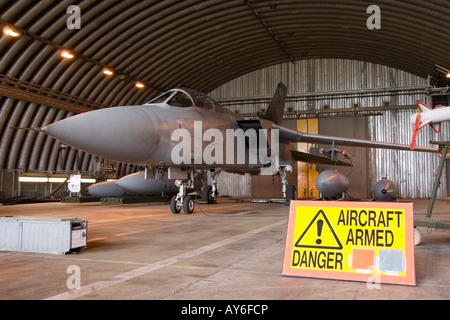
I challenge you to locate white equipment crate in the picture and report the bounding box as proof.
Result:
[0,216,87,254]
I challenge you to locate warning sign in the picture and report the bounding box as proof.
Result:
[282,201,415,286]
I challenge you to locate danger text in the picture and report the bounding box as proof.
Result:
[292,250,343,270]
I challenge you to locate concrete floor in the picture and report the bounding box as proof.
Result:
[0,197,449,302]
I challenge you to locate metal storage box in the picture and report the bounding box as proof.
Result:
[0,217,87,254]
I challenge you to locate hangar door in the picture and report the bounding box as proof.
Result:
[316,117,369,200]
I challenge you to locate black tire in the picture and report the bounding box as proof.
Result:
[183,195,195,214]
[285,185,297,205]
[170,196,181,214]
[202,185,214,204]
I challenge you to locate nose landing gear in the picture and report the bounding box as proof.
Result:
[171,177,195,214]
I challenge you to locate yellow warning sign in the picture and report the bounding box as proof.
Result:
[282,201,415,286]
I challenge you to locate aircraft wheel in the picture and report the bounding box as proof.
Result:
[170,196,181,214]
[285,185,297,205]
[202,185,214,204]
[183,195,195,214]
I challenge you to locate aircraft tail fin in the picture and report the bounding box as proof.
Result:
[416,100,433,113]
[260,82,287,125]
[417,100,442,133]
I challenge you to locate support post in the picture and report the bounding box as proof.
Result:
[426,141,449,218]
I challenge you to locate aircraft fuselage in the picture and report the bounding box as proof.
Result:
[42,102,294,174]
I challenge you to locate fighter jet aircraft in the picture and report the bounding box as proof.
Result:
[410,100,450,149]
[38,83,439,214]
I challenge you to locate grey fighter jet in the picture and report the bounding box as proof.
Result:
[39,83,438,214]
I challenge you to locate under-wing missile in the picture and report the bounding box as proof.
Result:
[87,180,137,198]
[315,169,350,200]
[410,100,450,149]
[87,172,179,198]
[115,171,178,195]
[371,178,398,201]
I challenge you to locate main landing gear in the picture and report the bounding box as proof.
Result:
[279,166,296,205]
[201,169,219,204]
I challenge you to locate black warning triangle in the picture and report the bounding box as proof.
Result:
[294,209,343,250]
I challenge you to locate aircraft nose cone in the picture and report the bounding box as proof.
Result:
[42,106,159,164]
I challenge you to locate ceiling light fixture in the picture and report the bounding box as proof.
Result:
[1,24,156,91]
[135,81,145,89]
[60,49,75,59]
[102,68,114,76]
[2,25,21,38]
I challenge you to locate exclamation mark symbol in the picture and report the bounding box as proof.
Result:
[316,219,323,245]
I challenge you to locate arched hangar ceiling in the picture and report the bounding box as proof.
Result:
[0,0,449,173]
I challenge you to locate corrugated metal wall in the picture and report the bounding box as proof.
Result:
[210,59,428,115]
[368,110,446,199]
[216,172,251,198]
[209,58,449,199]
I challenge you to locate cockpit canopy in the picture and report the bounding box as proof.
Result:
[145,88,231,113]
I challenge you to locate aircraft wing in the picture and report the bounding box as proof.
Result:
[273,123,440,153]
